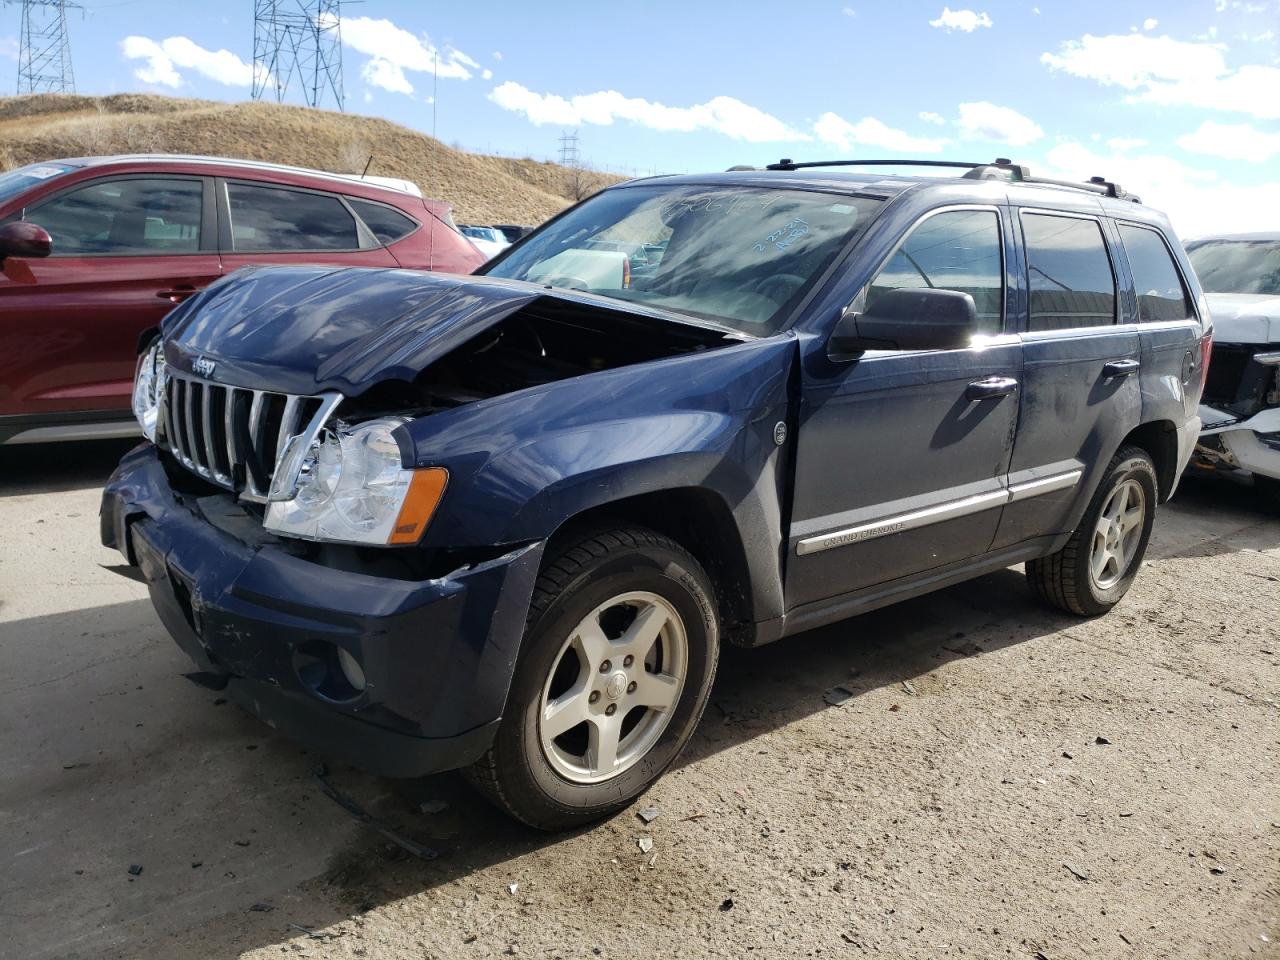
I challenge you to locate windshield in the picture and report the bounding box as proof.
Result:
[0,162,76,207]
[1187,239,1280,296]
[483,184,884,335]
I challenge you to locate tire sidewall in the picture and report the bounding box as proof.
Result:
[1078,453,1158,609]
[503,544,718,820]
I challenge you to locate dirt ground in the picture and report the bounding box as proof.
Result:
[1,440,1276,960]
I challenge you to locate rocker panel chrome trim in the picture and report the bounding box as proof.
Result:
[796,469,1083,556]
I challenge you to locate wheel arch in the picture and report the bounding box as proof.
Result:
[1118,419,1179,502]
[546,486,761,646]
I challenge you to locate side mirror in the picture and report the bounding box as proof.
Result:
[0,221,52,262]
[829,287,977,357]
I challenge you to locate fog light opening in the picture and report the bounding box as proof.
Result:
[293,641,367,703]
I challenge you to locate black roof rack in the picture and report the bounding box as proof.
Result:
[762,157,1140,203]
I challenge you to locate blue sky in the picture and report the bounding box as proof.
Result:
[3,0,1278,235]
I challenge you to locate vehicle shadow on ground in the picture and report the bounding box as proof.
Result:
[0,438,139,497]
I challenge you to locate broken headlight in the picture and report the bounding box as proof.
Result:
[263,417,447,546]
[131,340,166,443]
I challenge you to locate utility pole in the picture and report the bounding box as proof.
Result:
[6,0,79,94]
[251,0,344,111]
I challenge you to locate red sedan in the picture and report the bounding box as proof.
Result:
[0,155,485,444]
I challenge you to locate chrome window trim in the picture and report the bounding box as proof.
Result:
[795,468,1083,556]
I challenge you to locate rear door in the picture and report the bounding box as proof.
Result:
[786,205,1022,609]
[0,175,220,419]
[216,179,399,274]
[992,206,1141,549]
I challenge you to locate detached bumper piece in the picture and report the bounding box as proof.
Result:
[101,444,543,778]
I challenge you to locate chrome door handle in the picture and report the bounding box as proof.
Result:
[1103,358,1140,378]
[966,376,1018,400]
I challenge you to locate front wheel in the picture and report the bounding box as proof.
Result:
[1026,445,1158,616]
[466,526,719,830]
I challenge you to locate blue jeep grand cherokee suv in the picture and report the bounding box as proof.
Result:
[102,158,1209,828]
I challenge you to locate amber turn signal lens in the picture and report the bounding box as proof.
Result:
[387,467,449,545]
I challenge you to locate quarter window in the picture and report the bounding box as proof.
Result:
[867,209,1004,334]
[27,178,203,256]
[348,198,418,245]
[227,183,359,252]
[1119,224,1195,323]
[1022,213,1116,331]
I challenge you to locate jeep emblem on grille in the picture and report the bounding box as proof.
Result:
[192,356,217,377]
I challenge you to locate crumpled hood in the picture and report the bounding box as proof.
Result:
[161,265,653,397]
[1205,293,1280,345]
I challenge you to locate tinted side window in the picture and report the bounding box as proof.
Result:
[1022,213,1116,330]
[348,198,418,245]
[868,209,1004,334]
[1119,224,1194,322]
[29,178,202,256]
[227,183,359,252]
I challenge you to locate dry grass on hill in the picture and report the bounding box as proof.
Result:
[0,93,623,225]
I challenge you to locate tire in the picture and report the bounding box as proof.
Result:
[465,526,719,830]
[1026,445,1158,616]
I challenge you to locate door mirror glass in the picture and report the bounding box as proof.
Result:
[0,220,52,261]
[830,287,977,355]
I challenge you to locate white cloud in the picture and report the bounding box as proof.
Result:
[842,6,857,16]
[1246,29,1275,42]
[1107,136,1147,150]
[360,56,413,95]
[323,14,480,96]
[1143,17,1158,29]
[482,68,493,80]
[956,101,1043,146]
[918,110,946,125]
[1039,141,1280,237]
[929,7,993,32]
[1,36,18,61]
[1041,33,1280,120]
[813,113,948,153]
[492,51,503,61]
[489,81,810,143]
[120,35,259,88]
[1177,120,1280,161]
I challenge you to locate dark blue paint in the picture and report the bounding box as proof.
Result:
[103,168,1207,777]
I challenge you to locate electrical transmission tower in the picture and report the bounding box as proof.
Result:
[558,130,581,168]
[7,0,79,94]
[251,0,344,111]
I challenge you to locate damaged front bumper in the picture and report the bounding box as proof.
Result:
[1194,404,1280,481]
[100,443,544,777]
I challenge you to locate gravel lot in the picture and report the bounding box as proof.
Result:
[1,441,1277,960]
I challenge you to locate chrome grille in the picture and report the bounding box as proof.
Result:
[161,370,337,501]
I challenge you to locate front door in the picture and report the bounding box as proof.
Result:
[0,175,220,419]
[786,206,1022,610]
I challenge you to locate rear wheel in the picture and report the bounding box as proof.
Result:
[1026,445,1158,616]
[466,526,719,830]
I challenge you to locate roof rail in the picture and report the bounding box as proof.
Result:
[763,157,1140,203]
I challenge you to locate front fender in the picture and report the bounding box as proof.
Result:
[404,335,798,622]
